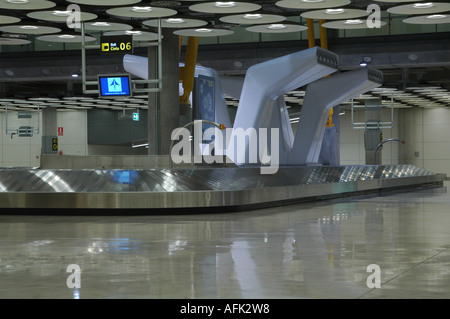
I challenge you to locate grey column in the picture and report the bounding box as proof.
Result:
[147,45,157,156]
[364,99,383,165]
[41,107,58,154]
[148,29,180,155]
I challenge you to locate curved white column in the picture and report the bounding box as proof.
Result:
[228,47,340,165]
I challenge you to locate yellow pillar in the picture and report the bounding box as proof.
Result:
[179,36,199,105]
[306,19,315,48]
[319,19,328,50]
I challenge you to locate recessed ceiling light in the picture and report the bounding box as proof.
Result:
[7,0,29,3]
[244,14,262,20]
[426,14,446,19]
[344,19,364,24]
[125,30,142,35]
[195,28,213,32]
[58,34,76,39]
[53,10,72,16]
[267,24,286,30]
[302,0,324,2]
[20,25,39,30]
[413,2,434,9]
[360,56,372,67]
[166,18,185,23]
[132,6,152,12]
[215,2,236,8]
[91,22,112,27]
[325,8,345,14]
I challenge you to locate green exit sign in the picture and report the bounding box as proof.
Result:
[133,113,140,121]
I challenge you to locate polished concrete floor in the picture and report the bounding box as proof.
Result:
[0,182,449,299]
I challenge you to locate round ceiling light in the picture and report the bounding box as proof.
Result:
[173,27,234,37]
[219,13,287,25]
[413,2,435,9]
[387,2,450,15]
[27,10,97,23]
[276,0,350,10]
[0,37,30,45]
[79,21,133,31]
[403,14,450,24]
[0,0,56,10]
[37,33,97,42]
[132,6,152,12]
[275,0,350,10]
[427,14,447,19]
[375,0,427,2]
[66,0,141,5]
[301,8,368,20]
[0,23,61,34]
[189,2,261,14]
[142,18,208,28]
[246,23,308,33]
[103,30,160,41]
[0,14,21,24]
[106,6,177,18]
[322,19,387,29]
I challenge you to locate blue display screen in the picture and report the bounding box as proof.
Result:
[99,75,131,97]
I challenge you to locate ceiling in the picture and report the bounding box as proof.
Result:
[0,0,449,111]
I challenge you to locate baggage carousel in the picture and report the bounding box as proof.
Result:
[0,164,445,214]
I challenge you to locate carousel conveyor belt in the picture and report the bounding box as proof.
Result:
[0,165,445,214]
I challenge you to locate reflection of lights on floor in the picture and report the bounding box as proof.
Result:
[169,240,188,255]
[318,213,349,224]
[87,238,132,254]
[112,170,138,184]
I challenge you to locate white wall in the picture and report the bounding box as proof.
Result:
[56,109,88,157]
[339,106,450,177]
[401,107,450,176]
[0,109,87,168]
[339,108,400,166]
[0,109,42,167]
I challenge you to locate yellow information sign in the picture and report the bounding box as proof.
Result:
[52,138,58,151]
[100,35,132,55]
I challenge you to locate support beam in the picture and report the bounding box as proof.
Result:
[319,19,328,50]
[307,19,316,48]
[179,37,199,106]
[289,68,383,165]
[228,47,339,165]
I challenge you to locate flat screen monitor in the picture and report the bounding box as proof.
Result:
[98,74,132,98]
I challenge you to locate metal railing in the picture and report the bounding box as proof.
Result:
[373,138,405,165]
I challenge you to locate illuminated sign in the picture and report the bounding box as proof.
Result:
[133,112,139,121]
[100,35,132,55]
[98,74,132,98]
[52,138,58,151]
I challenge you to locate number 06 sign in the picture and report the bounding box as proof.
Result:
[100,35,132,55]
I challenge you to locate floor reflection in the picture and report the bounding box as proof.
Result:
[0,183,449,299]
